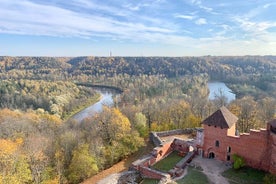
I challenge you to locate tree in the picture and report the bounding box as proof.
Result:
[133,112,148,137]
[97,107,131,145]
[233,96,258,132]
[24,135,51,184]
[67,144,98,184]
[213,88,228,108]
[95,107,144,167]
[0,139,32,184]
[258,97,276,124]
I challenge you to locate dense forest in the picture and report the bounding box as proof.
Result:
[0,56,276,183]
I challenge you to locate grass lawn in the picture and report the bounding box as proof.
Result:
[152,151,183,172]
[140,178,160,184]
[222,167,266,184]
[177,166,210,184]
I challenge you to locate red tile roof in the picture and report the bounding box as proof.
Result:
[202,106,238,129]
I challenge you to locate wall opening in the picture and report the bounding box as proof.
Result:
[215,140,220,147]
[209,152,215,159]
[227,146,231,153]
[227,155,230,161]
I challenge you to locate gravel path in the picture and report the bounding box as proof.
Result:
[191,156,231,184]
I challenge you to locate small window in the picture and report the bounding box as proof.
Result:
[215,140,220,147]
[227,146,231,153]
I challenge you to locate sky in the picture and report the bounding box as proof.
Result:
[1,0,276,56]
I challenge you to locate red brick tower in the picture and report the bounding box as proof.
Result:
[202,106,238,160]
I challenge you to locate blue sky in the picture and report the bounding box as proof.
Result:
[1,0,276,56]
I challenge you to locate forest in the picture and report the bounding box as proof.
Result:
[0,56,276,183]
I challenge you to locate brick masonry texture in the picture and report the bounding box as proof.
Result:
[201,107,276,174]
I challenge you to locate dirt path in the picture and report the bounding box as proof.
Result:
[81,140,154,184]
[191,156,230,184]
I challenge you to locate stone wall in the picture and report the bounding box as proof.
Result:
[150,128,195,146]
[150,132,163,146]
[156,128,194,137]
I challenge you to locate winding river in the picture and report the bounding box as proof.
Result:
[208,82,236,102]
[72,88,120,122]
[72,82,235,122]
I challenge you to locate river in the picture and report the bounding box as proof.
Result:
[72,88,120,122]
[72,82,235,122]
[207,82,236,102]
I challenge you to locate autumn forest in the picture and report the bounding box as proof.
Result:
[0,56,276,183]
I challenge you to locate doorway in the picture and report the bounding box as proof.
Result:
[209,152,215,159]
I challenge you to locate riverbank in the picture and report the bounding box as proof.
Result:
[62,93,101,120]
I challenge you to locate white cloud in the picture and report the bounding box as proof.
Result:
[234,17,276,37]
[0,0,174,42]
[174,14,195,20]
[195,18,207,25]
[263,3,271,8]
[123,3,150,11]
[1,0,276,56]
[189,0,214,14]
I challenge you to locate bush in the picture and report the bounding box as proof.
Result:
[263,173,276,184]
[232,154,245,170]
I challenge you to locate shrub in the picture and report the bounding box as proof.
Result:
[263,173,276,184]
[232,154,245,170]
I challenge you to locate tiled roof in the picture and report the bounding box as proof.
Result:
[202,106,238,129]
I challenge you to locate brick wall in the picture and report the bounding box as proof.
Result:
[152,142,174,163]
[269,134,276,173]
[203,124,275,173]
[138,166,170,180]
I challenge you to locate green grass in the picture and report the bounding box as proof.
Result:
[152,151,183,172]
[177,166,210,184]
[222,167,266,184]
[141,178,160,184]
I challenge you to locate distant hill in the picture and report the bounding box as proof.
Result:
[1,56,276,81]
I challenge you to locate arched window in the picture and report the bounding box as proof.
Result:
[215,140,220,147]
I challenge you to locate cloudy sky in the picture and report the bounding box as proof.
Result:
[1,0,276,56]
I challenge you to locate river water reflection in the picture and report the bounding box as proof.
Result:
[207,82,236,102]
[72,88,119,122]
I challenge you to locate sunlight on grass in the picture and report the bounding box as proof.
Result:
[177,166,209,184]
[141,178,160,184]
[152,151,183,172]
[222,167,266,184]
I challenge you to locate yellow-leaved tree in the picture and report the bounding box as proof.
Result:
[97,107,144,168]
[67,144,98,184]
[0,138,32,184]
